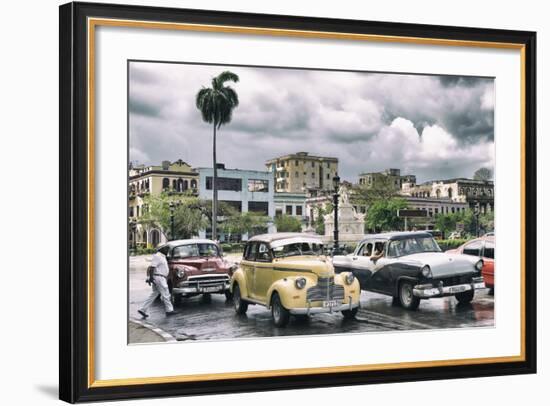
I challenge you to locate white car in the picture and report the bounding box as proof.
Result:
[332,231,485,310]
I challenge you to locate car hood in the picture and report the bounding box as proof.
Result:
[272,256,334,278]
[400,252,478,277]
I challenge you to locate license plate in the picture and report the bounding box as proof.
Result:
[200,285,222,293]
[449,285,467,293]
[323,300,339,308]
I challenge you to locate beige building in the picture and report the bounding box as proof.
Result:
[265,152,338,194]
[402,178,494,213]
[129,159,199,248]
[358,168,416,191]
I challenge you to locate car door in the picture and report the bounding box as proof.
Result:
[349,240,376,289]
[368,240,392,293]
[241,242,258,299]
[252,242,273,303]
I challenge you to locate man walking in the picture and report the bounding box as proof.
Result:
[138,245,176,318]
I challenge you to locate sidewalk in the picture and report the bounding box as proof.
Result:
[129,320,174,343]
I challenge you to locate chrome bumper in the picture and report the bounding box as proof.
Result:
[290,297,360,315]
[413,277,485,298]
[173,282,230,295]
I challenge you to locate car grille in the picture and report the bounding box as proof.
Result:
[180,274,230,288]
[439,274,473,287]
[306,277,345,302]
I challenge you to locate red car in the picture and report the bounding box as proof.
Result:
[447,235,494,292]
[158,239,237,305]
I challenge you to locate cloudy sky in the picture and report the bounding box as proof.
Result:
[129,61,494,183]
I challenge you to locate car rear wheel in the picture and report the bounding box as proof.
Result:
[455,289,474,304]
[233,284,248,315]
[399,280,420,310]
[271,293,290,327]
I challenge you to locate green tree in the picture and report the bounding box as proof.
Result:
[473,167,493,181]
[365,198,408,232]
[310,203,332,235]
[275,214,302,232]
[353,175,398,206]
[139,193,208,240]
[196,71,240,240]
[222,212,269,239]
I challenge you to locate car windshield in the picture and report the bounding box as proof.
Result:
[172,243,219,259]
[272,242,324,258]
[387,236,442,257]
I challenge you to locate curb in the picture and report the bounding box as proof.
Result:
[130,318,177,343]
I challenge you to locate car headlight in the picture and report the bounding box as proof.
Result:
[421,265,432,278]
[345,272,355,285]
[176,268,187,278]
[295,277,307,289]
[475,260,483,271]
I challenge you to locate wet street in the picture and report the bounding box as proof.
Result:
[129,255,494,343]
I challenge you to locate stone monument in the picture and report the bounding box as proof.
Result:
[323,185,365,244]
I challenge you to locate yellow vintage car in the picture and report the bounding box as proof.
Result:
[230,233,361,327]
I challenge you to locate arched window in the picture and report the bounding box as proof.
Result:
[162,178,170,190]
[436,189,441,198]
[142,231,147,244]
[183,180,188,190]
[177,178,184,192]
[191,179,197,189]
[150,229,160,247]
[172,179,177,190]
[448,188,453,198]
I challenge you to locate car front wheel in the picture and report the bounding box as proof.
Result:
[271,293,290,327]
[342,307,358,319]
[233,284,248,315]
[455,289,474,304]
[399,280,420,310]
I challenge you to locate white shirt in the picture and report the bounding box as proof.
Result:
[150,251,169,277]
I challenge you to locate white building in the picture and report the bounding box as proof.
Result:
[196,165,276,241]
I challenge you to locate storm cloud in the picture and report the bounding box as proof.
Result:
[129,62,494,183]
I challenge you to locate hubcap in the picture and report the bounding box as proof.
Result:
[402,284,412,305]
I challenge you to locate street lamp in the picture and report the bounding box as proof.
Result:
[169,201,175,240]
[130,219,137,251]
[474,203,480,237]
[332,175,340,255]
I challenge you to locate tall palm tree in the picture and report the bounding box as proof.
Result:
[196,71,239,240]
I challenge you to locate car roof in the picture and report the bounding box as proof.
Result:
[163,239,218,248]
[248,232,323,244]
[360,231,433,242]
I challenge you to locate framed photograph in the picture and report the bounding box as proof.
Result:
[59,1,537,403]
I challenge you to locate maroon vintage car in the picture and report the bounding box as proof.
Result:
[158,239,237,305]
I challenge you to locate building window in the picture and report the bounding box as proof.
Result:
[311,161,315,168]
[311,172,315,178]
[162,178,170,190]
[248,201,269,215]
[326,162,330,168]
[206,176,242,191]
[296,206,303,216]
[136,206,140,217]
[129,207,134,217]
[191,179,197,189]
[326,174,330,179]
[248,179,269,192]
[275,209,283,217]
[448,188,453,198]
[286,205,293,215]
[295,171,299,177]
[295,160,299,166]
[221,200,242,212]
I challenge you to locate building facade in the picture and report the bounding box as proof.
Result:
[265,152,338,194]
[197,165,276,241]
[128,159,199,248]
[358,168,416,191]
[403,178,494,212]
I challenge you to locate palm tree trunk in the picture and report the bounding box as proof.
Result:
[212,122,218,241]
